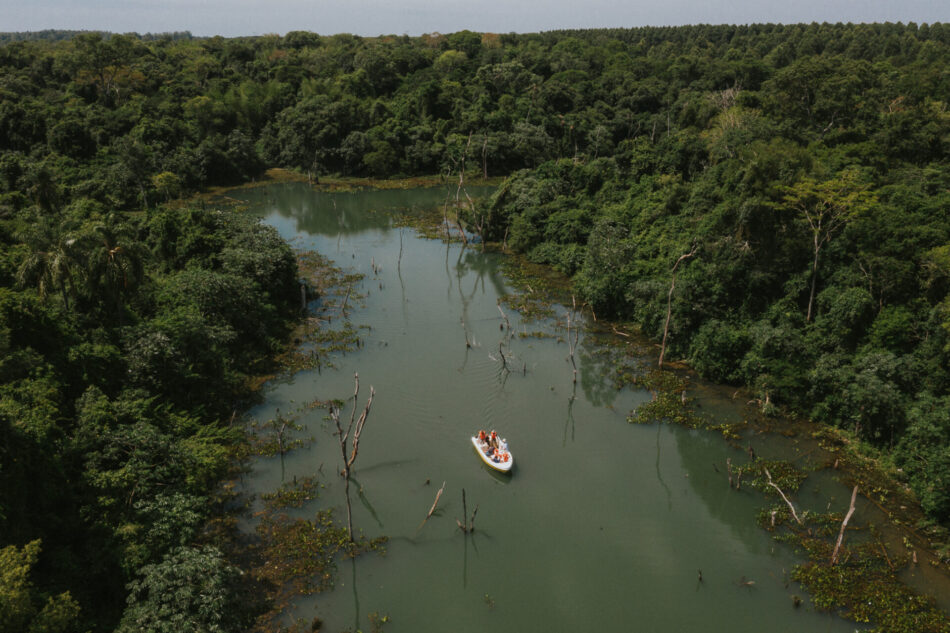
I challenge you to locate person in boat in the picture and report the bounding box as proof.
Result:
[489,430,499,450]
[478,429,487,443]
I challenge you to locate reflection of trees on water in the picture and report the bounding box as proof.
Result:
[670,424,769,550]
[350,475,384,529]
[454,247,506,300]
[240,183,494,238]
[453,243,509,373]
[577,343,622,408]
[563,381,577,445]
[656,424,672,512]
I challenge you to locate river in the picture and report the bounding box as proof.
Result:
[235,182,868,632]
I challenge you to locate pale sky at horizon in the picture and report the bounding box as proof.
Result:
[2,0,949,38]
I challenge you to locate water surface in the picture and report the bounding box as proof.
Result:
[237,182,863,633]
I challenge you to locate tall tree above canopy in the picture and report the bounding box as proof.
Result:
[782,167,876,322]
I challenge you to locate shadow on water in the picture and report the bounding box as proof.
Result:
[461,530,487,589]
[472,459,514,485]
[672,424,771,548]
[350,475,384,530]
[562,383,577,446]
[577,343,623,408]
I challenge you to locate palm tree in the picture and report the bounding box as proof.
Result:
[15,217,84,311]
[26,165,61,215]
[83,214,148,323]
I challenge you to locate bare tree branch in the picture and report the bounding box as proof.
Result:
[764,467,803,525]
[418,481,446,531]
[831,485,859,565]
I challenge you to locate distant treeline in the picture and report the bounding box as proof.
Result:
[0,29,195,44]
[0,22,948,633]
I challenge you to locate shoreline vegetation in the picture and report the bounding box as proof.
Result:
[1,22,948,632]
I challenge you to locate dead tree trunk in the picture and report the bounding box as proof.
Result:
[417,481,446,531]
[764,467,802,525]
[398,228,404,273]
[807,239,820,322]
[831,486,858,565]
[276,418,287,456]
[659,246,697,369]
[566,295,580,384]
[339,283,352,318]
[498,340,508,373]
[456,488,478,533]
[497,303,511,331]
[331,373,376,541]
[452,134,473,246]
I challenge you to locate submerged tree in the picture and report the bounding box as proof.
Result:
[330,373,375,541]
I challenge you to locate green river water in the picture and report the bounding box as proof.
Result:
[234,182,873,632]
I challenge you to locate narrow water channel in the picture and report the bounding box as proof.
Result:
[236,182,864,632]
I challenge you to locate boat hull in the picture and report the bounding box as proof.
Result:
[471,436,513,473]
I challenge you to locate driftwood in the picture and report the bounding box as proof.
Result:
[831,485,859,565]
[764,467,802,525]
[417,481,446,531]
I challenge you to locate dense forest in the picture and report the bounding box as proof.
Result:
[1,22,948,632]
